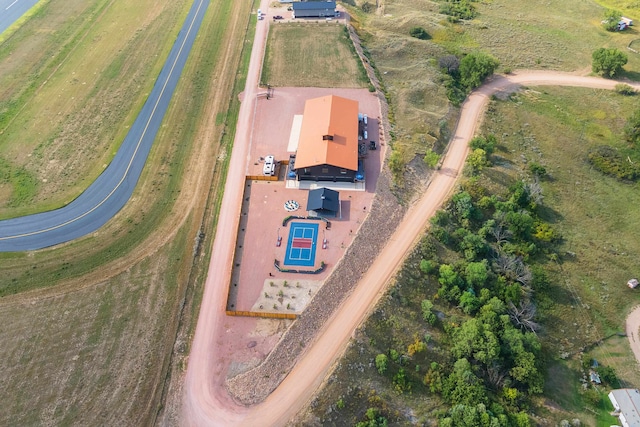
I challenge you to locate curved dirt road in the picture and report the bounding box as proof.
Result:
[182,17,640,424]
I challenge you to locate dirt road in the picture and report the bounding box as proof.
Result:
[627,307,640,365]
[182,13,640,423]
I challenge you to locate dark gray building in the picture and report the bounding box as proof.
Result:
[306,187,340,217]
[292,1,337,18]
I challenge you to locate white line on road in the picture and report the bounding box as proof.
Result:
[6,0,20,10]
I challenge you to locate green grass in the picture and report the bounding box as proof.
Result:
[261,23,368,87]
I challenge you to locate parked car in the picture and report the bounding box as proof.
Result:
[273,15,284,20]
[363,114,368,125]
[263,155,276,176]
[363,130,368,140]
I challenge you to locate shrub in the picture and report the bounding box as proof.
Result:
[469,135,496,155]
[440,0,477,21]
[361,2,374,13]
[439,55,460,75]
[529,162,547,177]
[615,83,636,96]
[624,109,640,145]
[587,145,639,181]
[423,151,440,168]
[375,354,388,374]
[421,299,437,324]
[409,26,430,40]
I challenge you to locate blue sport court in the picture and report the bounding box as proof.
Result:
[284,222,318,267]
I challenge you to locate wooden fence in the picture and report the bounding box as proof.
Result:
[225,310,297,319]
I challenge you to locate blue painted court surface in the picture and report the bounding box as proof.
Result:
[284,222,318,267]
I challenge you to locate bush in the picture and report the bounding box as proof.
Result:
[421,299,437,324]
[375,354,388,374]
[361,2,374,13]
[528,162,547,177]
[587,145,639,181]
[423,151,441,168]
[439,55,460,75]
[469,135,496,155]
[440,0,477,21]
[615,83,636,96]
[624,109,640,145]
[409,26,430,40]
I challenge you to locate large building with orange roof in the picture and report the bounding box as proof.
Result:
[293,95,360,182]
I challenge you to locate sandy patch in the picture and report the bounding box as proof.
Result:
[250,279,322,314]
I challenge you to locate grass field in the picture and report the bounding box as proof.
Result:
[342,0,640,189]
[0,0,253,423]
[0,0,188,218]
[260,23,369,88]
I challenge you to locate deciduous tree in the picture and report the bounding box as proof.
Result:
[592,47,628,78]
[459,52,499,89]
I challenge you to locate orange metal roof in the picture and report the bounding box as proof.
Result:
[295,95,359,171]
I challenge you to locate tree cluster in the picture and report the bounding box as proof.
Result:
[439,52,499,106]
[418,144,561,424]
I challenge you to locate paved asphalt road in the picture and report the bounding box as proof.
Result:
[0,0,209,252]
[0,0,40,34]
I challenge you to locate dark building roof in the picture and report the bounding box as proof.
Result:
[306,187,340,214]
[293,1,336,10]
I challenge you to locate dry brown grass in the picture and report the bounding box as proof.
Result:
[0,0,188,217]
[0,0,253,423]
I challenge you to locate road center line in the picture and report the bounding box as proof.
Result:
[5,0,20,10]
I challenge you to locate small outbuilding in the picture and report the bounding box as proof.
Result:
[629,279,639,289]
[306,187,340,218]
[292,1,337,18]
[609,389,640,427]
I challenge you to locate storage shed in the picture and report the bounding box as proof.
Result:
[292,1,337,18]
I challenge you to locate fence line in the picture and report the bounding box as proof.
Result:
[226,310,297,319]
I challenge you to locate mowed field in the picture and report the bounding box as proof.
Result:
[261,23,369,88]
[0,0,253,424]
